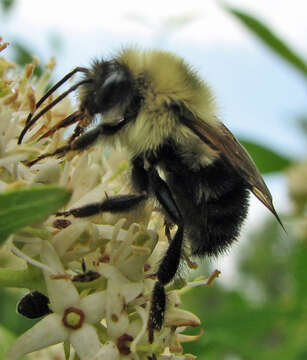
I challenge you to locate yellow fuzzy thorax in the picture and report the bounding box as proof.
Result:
[116,48,219,159]
[117,48,217,120]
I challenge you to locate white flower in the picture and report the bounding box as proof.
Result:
[4,241,106,360]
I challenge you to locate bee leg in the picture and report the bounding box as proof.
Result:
[68,123,85,143]
[56,193,147,217]
[27,119,129,166]
[148,168,184,343]
[164,220,173,242]
[27,143,72,166]
[57,158,149,217]
[38,111,85,141]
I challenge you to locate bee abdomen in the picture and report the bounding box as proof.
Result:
[165,155,250,257]
[156,143,251,257]
[190,179,250,257]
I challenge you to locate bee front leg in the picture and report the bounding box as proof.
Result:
[27,118,130,166]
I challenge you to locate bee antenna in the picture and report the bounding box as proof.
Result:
[18,77,92,144]
[30,67,89,121]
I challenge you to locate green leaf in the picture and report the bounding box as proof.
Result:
[239,138,293,174]
[0,185,70,244]
[0,325,17,358]
[223,5,307,78]
[0,0,16,14]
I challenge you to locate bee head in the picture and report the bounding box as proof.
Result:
[80,60,141,125]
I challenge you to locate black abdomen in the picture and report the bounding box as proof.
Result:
[190,159,249,256]
[160,149,250,257]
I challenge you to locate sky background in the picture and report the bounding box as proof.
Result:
[1,0,306,277]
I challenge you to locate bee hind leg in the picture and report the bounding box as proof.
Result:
[147,167,184,343]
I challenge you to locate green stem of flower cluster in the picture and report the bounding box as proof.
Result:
[0,265,45,291]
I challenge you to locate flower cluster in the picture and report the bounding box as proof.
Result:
[0,41,207,359]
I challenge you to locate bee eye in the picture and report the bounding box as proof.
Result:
[97,71,133,110]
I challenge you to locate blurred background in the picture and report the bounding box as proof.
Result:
[1,0,306,359]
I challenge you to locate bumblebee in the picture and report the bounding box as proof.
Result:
[18,48,284,341]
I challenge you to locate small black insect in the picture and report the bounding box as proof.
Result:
[17,291,52,319]
[71,259,100,282]
[18,48,284,341]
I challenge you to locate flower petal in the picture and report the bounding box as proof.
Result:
[91,341,119,360]
[40,240,65,273]
[164,308,200,328]
[4,314,69,360]
[79,290,107,324]
[40,241,80,313]
[69,324,102,360]
[52,220,88,256]
[99,263,143,303]
[106,285,129,338]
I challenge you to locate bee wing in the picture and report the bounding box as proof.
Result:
[180,114,285,230]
